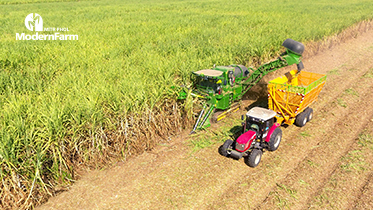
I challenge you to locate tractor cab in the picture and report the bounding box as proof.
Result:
[245,107,276,139]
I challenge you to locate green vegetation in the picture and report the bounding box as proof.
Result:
[189,118,241,152]
[306,159,319,167]
[0,0,86,4]
[337,98,347,107]
[271,183,298,208]
[300,131,311,138]
[276,183,298,199]
[345,88,359,96]
[340,150,366,171]
[298,179,310,187]
[362,68,373,78]
[358,132,373,149]
[1,0,373,208]
[327,68,340,75]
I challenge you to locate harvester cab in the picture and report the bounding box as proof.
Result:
[192,65,249,104]
[194,65,249,87]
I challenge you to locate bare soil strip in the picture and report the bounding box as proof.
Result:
[353,173,373,209]
[306,121,373,209]
[39,30,373,210]
[350,120,373,210]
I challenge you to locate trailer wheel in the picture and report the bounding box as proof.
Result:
[295,111,307,127]
[268,127,282,151]
[307,108,313,122]
[219,139,233,157]
[244,149,262,167]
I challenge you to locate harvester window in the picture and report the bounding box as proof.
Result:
[197,78,218,93]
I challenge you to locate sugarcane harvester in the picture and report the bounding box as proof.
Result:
[178,39,305,134]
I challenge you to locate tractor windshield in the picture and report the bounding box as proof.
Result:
[246,117,262,132]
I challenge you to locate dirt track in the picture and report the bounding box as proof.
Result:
[39,30,373,210]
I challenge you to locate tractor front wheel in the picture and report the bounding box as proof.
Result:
[219,139,233,157]
[245,149,262,167]
[268,127,282,151]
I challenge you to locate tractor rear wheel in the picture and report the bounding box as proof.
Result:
[268,127,282,151]
[295,111,307,127]
[244,149,262,167]
[219,139,233,157]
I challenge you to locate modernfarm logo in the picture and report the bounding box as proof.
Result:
[25,13,43,31]
[16,13,78,41]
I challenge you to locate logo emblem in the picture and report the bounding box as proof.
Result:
[25,13,43,31]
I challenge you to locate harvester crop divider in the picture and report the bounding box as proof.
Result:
[190,104,215,135]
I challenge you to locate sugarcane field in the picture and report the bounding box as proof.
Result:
[1,0,373,209]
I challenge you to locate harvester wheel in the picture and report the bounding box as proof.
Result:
[245,149,262,167]
[212,111,225,123]
[295,111,307,127]
[268,127,282,151]
[307,108,314,122]
[219,139,233,157]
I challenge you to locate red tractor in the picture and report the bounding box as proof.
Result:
[219,107,282,167]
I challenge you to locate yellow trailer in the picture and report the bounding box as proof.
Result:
[268,70,326,126]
